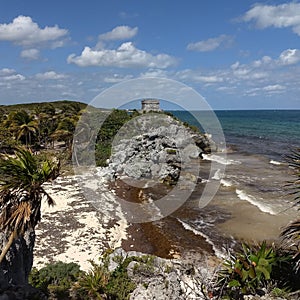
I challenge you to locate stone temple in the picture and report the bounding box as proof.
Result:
[141,99,161,112]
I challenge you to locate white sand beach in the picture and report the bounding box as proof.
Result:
[34,175,128,271]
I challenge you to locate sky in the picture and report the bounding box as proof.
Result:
[0,0,300,110]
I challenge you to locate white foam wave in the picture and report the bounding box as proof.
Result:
[236,189,277,215]
[270,160,282,165]
[202,154,241,166]
[212,169,222,180]
[177,218,225,258]
[220,179,233,187]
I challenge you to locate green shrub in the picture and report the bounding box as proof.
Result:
[72,260,109,300]
[29,261,82,298]
[214,241,293,298]
[72,255,136,300]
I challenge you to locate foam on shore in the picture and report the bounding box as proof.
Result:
[236,189,277,215]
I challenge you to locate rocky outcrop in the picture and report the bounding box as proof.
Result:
[105,113,212,185]
[107,248,212,300]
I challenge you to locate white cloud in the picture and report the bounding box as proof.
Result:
[2,74,25,81]
[0,68,25,81]
[176,69,224,84]
[187,34,233,52]
[103,74,133,83]
[20,48,40,60]
[99,26,138,41]
[278,49,300,65]
[35,71,68,80]
[67,42,176,68]
[0,68,16,76]
[263,84,285,92]
[245,84,286,97]
[194,75,224,83]
[140,69,169,78]
[241,3,300,35]
[0,15,68,47]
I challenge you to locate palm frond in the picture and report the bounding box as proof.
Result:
[3,201,31,233]
[0,147,60,193]
[281,220,300,245]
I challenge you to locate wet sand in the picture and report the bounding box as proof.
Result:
[111,179,215,259]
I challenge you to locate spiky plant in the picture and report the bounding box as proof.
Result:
[281,148,300,271]
[0,147,60,263]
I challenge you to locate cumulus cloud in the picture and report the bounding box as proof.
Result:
[246,84,286,97]
[176,69,224,84]
[0,68,25,81]
[241,2,300,35]
[0,15,68,47]
[263,84,285,92]
[0,68,16,76]
[187,34,234,52]
[20,48,40,60]
[278,49,300,65]
[35,71,68,80]
[67,42,176,68]
[99,25,138,41]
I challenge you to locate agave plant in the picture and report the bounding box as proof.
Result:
[0,147,60,264]
[280,148,300,271]
[215,241,291,298]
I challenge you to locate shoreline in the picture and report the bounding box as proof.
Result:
[34,174,219,272]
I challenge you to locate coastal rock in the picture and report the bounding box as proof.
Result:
[105,248,211,300]
[108,113,211,186]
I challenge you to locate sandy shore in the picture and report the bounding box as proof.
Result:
[34,175,128,271]
[34,174,217,272]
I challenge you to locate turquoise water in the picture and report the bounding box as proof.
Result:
[171,110,300,160]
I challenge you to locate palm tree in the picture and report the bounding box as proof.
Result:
[0,147,60,283]
[5,110,38,146]
[280,149,300,270]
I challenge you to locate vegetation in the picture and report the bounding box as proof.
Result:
[0,101,87,155]
[0,147,60,263]
[280,149,300,272]
[29,254,154,299]
[95,109,133,166]
[29,262,82,299]
[214,241,294,299]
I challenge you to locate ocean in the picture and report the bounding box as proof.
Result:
[166,110,300,256]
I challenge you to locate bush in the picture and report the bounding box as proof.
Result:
[29,261,82,298]
[214,241,293,299]
[71,255,137,300]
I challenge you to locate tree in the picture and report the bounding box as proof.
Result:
[0,147,60,284]
[5,110,38,146]
[281,149,300,271]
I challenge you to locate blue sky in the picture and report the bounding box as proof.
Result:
[0,0,300,109]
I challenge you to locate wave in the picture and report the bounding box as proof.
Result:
[212,169,222,180]
[220,179,233,187]
[270,160,282,165]
[236,189,277,215]
[177,218,225,258]
[202,154,241,166]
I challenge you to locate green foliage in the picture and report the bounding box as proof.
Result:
[281,148,300,272]
[71,255,136,300]
[29,261,82,298]
[105,258,136,300]
[72,260,109,300]
[215,241,293,298]
[95,109,132,166]
[0,147,60,193]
